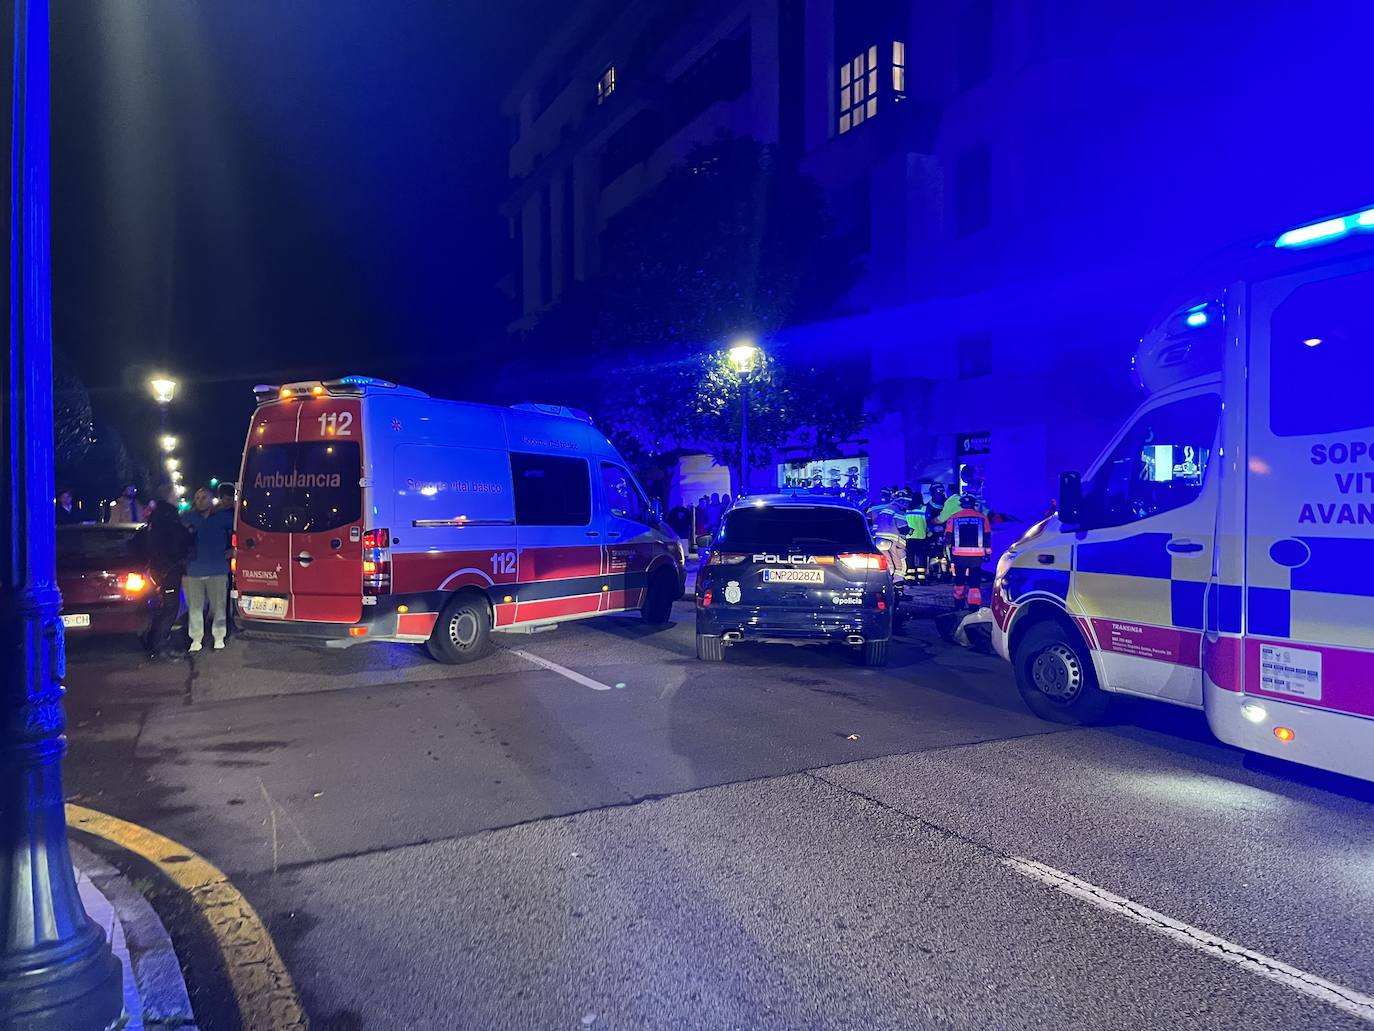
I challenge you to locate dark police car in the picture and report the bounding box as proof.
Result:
[695,495,894,666]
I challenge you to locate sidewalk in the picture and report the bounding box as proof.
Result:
[71,841,199,1031]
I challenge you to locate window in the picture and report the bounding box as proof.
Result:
[1081,394,1221,528]
[718,505,872,553]
[1269,269,1374,436]
[957,333,992,379]
[596,66,616,105]
[839,40,906,135]
[511,453,591,526]
[892,40,906,95]
[955,144,992,236]
[241,441,362,534]
[599,463,649,523]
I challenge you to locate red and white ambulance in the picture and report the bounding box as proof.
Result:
[993,205,1374,781]
[232,377,685,662]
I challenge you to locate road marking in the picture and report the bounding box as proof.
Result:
[507,648,613,691]
[1004,855,1374,1024]
[66,803,308,1031]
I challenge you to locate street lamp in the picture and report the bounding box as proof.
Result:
[148,375,177,405]
[727,338,761,495]
[159,434,177,452]
[0,2,124,1027]
[165,457,179,472]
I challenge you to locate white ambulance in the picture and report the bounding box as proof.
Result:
[993,205,1374,781]
[232,377,686,662]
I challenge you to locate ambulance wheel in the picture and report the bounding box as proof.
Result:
[427,594,492,664]
[696,634,725,662]
[1013,622,1110,724]
[641,568,677,625]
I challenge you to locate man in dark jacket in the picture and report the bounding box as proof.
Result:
[137,486,193,661]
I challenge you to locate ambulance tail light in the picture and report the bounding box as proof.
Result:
[362,528,391,596]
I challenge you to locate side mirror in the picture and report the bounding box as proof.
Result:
[649,498,664,523]
[1058,470,1083,526]
[694,534,713,548]
[876,538,892,552]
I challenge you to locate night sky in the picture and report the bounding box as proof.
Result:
[52,1,559,493]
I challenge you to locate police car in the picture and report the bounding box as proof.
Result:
[695,495,895,665]
[232,377,685,662]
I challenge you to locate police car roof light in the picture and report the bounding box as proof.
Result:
[1274,206,1374,249]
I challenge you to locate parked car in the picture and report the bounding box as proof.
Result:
[56,523,152,636]
[695,495,895,666]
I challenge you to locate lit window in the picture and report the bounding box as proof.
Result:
[597,66,616,105]
[838,43,904,134]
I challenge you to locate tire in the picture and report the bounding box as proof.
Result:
[426,594,493,664]
[641,568,677,625]
[696,633,725,662]
[861,639,888,667]
[1012,621,1111,724]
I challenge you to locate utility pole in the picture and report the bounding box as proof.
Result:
[0,1,125,1027]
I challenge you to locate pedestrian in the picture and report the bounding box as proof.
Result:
[136,485,193,661]
[110,483,144,523]
[945,492,992,609]
[181,486,234,652]
[55,488,80,524]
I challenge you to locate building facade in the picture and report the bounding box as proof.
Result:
[503,1,1374,521]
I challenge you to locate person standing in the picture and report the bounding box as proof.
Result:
[110,483,144,523]
[945,492,992,609]
[55,488,80,524]
[138,486,193,660]
[181,486,233,652]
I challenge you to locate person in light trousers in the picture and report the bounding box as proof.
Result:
[181,486,234,651]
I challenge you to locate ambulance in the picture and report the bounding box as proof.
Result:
[993,205,1374,781]
[232,377,686,662]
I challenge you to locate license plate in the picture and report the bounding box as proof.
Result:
[762,568,824,584]
[61,613,90,628]
[241,595,288,618]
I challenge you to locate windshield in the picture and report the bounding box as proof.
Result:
[717,505,872,553]
[240,441,362,533]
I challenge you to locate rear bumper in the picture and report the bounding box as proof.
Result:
[235,594,434,646]
[61,603,148,637]
[696,605,892,644]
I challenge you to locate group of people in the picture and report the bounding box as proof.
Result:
[664,492,734,541]
[866,484,992,608]
[128,482,236,661]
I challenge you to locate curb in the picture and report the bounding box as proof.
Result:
[72,840,199,1031]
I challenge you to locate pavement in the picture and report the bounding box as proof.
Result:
[60,594,1374,1030]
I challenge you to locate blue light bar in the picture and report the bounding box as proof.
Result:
[338,375,396,387]
[1185,310,1208,327]
[1275,207,1374,249]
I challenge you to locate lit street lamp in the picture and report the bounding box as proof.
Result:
[159,434,177,452]
[148,375,177,405]
[727,338,761,495]
[0,1,124,1026]
[165,457,179,472]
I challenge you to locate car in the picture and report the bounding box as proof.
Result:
[56,523,153,637]
[695,495,895,666]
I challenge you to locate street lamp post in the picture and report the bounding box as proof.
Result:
[728,339,761,496]
[0,1,125,1028]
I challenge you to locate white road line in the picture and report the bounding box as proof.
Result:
[507,648,613,691]
[1004,856,1374,1025]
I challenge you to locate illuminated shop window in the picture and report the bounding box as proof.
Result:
[597,65,616,105]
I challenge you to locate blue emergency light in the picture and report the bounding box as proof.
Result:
[1275,206,1374,249]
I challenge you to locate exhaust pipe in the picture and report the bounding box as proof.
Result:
[723,631,744,642]
[845,634,865,646]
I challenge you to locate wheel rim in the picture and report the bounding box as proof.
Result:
[448,611,479,649]
[1031,643,1084,704]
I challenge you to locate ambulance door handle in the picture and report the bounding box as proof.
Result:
[295,551,314,567]
[585,531,600,538]
[606,531,622,540]
[1037,554,1056,565]
[1167,539,1204,554]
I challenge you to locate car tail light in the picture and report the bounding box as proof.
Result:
[707,552,747,565]
[120,571,148,594]
[362,528,391,596]
[839,553,888,571]
[701,589,713,607]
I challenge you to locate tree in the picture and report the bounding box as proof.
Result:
[53,364,93,489]
[523,135,865,473]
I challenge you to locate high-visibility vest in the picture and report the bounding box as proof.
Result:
[936,496,962,524]
[945,508,991,557]
[904,511,928,538]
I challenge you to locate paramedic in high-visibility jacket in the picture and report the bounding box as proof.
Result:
[944,493,991,609]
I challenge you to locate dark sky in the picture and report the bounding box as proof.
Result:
[52,0,560,491]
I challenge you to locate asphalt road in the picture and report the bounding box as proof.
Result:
[62,598,1374,1031]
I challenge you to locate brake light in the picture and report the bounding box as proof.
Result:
[707,552,747,565]
[120,571,148,594]
[362,528,391,596]
[701,589,713,607]
[839,553,888,571]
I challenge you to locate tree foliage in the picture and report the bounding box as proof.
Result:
[53,364,94,485]
[524,136,865,474]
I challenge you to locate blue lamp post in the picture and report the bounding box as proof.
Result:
[0,1,125,1027]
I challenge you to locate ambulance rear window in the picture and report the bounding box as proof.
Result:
[240,441,362,533]
[1270,269,1374,436]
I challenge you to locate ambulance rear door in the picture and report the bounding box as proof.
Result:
[1243,260,1374,717]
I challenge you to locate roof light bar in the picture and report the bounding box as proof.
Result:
[1275,207,1374,249]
